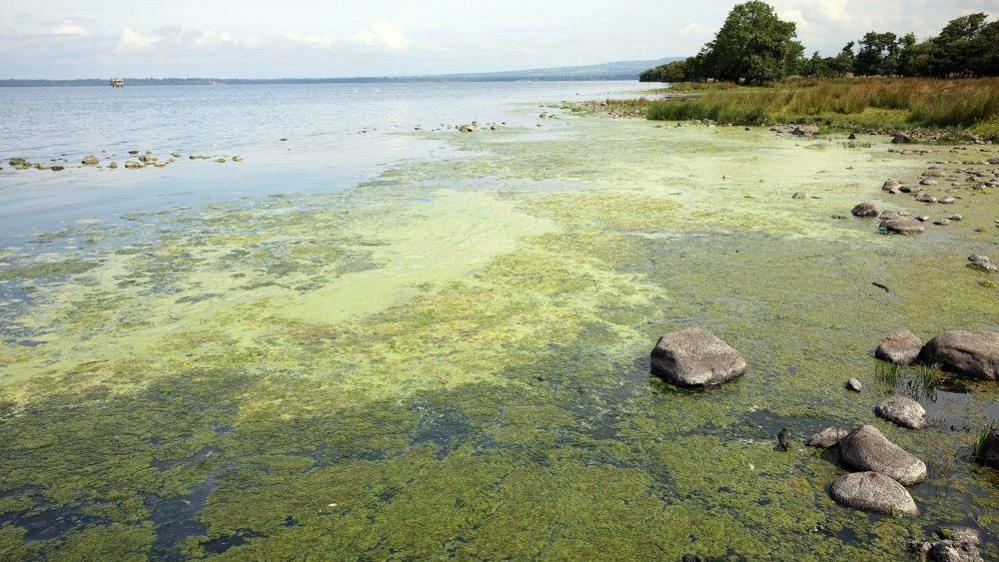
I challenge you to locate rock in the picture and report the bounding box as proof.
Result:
[879,210,900,221]
[792,192,809,200]
[807,427,848,448]
[458,124,478,133]
[650,329,747,388]
[911,528,984,562]
[949,214,962,221]
[214,158,226,164]
[976,428,999,469]
[989,157,999,165]
[128,150,139,155]
[924,169,946,177]
[138,154,156,163]
[851,202,878,217]
[50,165,64,172]
[968,254,996,272]
[838,425,927,485]
[880,217,925,235]
[876,330,924,365]
[829,471,918,516]
[919,331,999,380]
[108,162,118,169]
[792,124,820,136]
[892,133,913,144]
[232,156,244,162]
[875,396,927,429]
[940,197,955,204]
[846,378,864,392]
[81,155,99,166]
[934,219,951,226]
[848,133,857,140]
[916,192,937,202]
[916,215,930,222]
[882,179,902,194]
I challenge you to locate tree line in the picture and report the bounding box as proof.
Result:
[640,2,997,84]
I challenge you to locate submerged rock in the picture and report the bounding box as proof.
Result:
[807,427,848,448]
[851,202,878,217]
[838,425,927,485]
[880,217,925,235]
[875,396,927,429]
[650,329,746,388]
[919,331,999,381]
[829,471,917,516]
[81,155,99,166]
[875,329,923,365]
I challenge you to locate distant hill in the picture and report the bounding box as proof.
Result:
[0,58,684,87]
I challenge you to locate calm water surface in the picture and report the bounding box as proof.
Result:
[0,81,637,239]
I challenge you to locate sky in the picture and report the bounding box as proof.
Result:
[0,0,994,79]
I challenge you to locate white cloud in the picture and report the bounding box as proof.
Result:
[53,22,90,37]
[193,30,238,49]
[352,21,410,51]
[115,28,160,53]
[284,32,334,48]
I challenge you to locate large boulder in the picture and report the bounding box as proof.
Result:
[838,425,927,485]
[875,330,923,365]
[880,217,925,235]
[919,331,999,381]
[875,396,926,429]
[650,329,746,388]
[829,471,918,516]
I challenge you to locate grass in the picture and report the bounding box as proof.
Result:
[973,422,997,466]
[642,77,999,139]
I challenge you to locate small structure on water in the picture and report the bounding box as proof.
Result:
[110,78,125,88]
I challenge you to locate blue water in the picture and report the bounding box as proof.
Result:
[0,81,637,240]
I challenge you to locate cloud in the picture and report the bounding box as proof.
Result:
[351,21,410,51]
[115,28,159,53]
[53,22,90,37]
[284,32,334,48]
[193,30,237,49]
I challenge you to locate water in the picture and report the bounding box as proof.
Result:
[0,81,635,239]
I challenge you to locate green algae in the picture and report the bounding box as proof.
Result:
[0,113,997,560]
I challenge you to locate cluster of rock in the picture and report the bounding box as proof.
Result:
[909,528,985,562]
[5,151,244,172]
[877,328,998,381]
[456,121,505,133]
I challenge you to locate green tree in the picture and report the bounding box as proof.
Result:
[700,1,804,84]
[854,32,899,75]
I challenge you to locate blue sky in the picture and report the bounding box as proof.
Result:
[1,0,993,78]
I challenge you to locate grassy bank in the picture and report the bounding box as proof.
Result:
[644,77,999,140]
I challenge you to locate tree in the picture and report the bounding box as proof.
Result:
[854,32,899,75]
[699,1,804,84]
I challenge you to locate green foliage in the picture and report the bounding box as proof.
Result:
[641,5,998,81]
[700,1,804,84]
[645,77,999,138]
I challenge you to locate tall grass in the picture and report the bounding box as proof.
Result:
[646,77,999,135]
